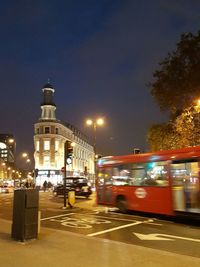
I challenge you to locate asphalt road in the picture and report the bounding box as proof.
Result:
[1,191,200,258]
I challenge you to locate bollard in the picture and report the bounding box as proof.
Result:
[68,190,75,207]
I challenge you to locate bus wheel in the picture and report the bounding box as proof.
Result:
[116,196,127,213]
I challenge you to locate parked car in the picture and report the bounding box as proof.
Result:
[53,177,92,198]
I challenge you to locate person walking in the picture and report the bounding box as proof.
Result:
[43,180,47,192]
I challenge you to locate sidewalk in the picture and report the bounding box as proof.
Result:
[0,218,200,267]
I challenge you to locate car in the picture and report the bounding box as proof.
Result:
[53,177,92,198]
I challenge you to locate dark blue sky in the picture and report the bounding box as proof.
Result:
[1,0,200,166]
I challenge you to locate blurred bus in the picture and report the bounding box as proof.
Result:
[96,146,200,216]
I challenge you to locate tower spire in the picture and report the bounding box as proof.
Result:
[39,82,56,120]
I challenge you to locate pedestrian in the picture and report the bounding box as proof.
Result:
[25,181,29,188]
[43,180,47,192]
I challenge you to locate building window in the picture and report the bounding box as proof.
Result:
[55,128,58,134]
[44,140,50,150]
[36,141,39,151]
[44,127,50,134]
[36,128,39,134]
[0,142,6,149]
[55,140,59,151]
[44,156,50,167]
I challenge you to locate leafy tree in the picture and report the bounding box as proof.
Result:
[147,123,179,151]
[175,105,200,147]
[147,31,200,151]
[149,31,200,118]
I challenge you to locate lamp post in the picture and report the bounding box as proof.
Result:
[22,152,31,164]
[21,152,32,185]
[86,117,104,178]
[86,118,104,156]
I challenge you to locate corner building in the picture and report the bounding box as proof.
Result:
[34,83,95,186]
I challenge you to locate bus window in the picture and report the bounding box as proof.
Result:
[112,162,168,187]
[97,168,113,186]
[130,163,146,185]
[171,161,200,212]
[142,161,168,186]
[112,164,146,186]
[112,165,130,185]
[97,168,113,203]
[104,168,113,185]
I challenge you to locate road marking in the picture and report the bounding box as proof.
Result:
[87,221,143,237]
[134,233,173,241]
[85,212,162,225]
[41,213,75,221]
[143,219,162,226]
[85,213,140,222]
[145,222,163,226]
[133,232,200,242]
[49,216,112,229]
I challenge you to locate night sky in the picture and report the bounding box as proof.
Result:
[1,0,200,167]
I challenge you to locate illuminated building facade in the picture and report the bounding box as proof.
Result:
[0,134,15,181]
[34,83,95,186]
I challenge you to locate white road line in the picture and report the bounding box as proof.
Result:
[87,221,144,237]
[41,213,75,221]
[76,213,137,222]
[134,232,200,242]
[145,222,163,226]
[84,214,162,225]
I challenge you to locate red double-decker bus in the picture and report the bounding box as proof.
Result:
[96,146,200,217]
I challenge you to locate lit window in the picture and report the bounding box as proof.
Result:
[44,140,50,150]
[0,142,6,149]
[55,140,59,151]
[36,141,39,151]
[44,156,50,167]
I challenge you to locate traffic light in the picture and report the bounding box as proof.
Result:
[66,141,73,165]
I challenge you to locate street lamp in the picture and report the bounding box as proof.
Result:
[21,152,31,182]
[22,152,31,163]
[86,117,105,156]
[86,117,105,181]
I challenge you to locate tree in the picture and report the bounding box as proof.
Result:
[149,31,200,118]
[147,123,179,151]
[174,105,200,147]
[147,30,200,151]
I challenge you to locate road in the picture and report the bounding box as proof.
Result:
[1,191,200,258]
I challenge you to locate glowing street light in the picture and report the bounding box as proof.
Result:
[22,152,31,163]
[22,152,28,158]
[86,117,105,170]
[8,138,14,144]
[86,117,105,155]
